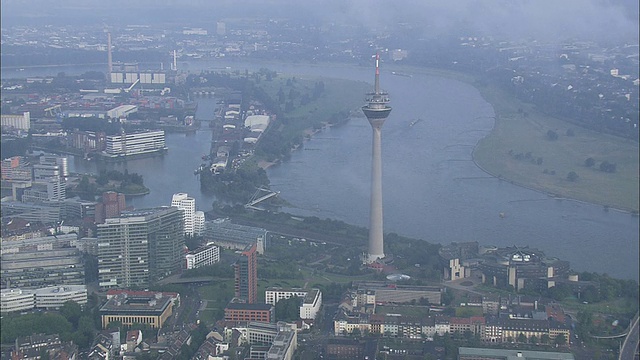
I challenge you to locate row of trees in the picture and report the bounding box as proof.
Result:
[95,169,144,187]
[585,157,617,173]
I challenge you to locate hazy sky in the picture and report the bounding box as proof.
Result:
[1,0,638,43]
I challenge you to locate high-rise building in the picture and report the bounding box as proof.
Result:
[234,243,258,304]
[194,211,205,236]
[171,193,196,236]
[97,207,184,289]
[361,53,392,264]
[21,179,65,203]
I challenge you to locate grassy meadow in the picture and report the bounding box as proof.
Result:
[472,84,639,212]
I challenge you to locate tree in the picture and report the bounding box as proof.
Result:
[599,161,616,173]
[60,300,83,328]
[567,171,579,182]
[585,157,596,167]
[529,335,538,344]
[541,334,550,344]
[546,130,559,140]
[517,333,527,343]
[554,333,567,346]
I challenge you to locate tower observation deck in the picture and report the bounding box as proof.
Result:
[362,53,392,264]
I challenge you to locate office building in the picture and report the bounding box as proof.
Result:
[203,218,267,253]
[1,234,84,289]
[100,291,175,329]
[1,111,30,131]
[1,288,35,313]
[33,285,88,309]
[104,130,166,157]
[264,287,323,320]
[1,156,31,181]
[234,243,258,304]
[185,243,220,269]
[224,302,273,323]
[97,207,184,289]
[171,193,196,236]
[458,347,574,360]
[194,210,205,236]
[20,179,66,203]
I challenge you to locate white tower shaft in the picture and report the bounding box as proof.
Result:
[368,125,384,262]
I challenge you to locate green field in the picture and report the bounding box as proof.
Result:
[472,84,639,212]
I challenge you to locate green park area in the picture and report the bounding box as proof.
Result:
[472,82,639,212]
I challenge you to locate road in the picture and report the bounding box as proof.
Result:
[619,312,639,360]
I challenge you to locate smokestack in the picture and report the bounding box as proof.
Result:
[107,32,113,78]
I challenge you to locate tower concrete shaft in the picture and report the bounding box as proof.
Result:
[362,53,391,263]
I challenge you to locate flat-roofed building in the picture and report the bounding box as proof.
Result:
[104,130,166,157]
[300,289,322,320]
[100,291,174,329]
[97,207,184,289]
[1,156,31,181]
[458,347,575,360]
[185,243,220,269]
[265,288,308,306]
[1,285,88,312]
[266,329,297,360]
[106,105,138,119]
[1,234,84,288]
[0,288,35,313]
[33,285,87,309]
[1,112,30,131]
[203,218,267,254]
[225,302,274,323]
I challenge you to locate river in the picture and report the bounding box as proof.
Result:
[3,61,638,280]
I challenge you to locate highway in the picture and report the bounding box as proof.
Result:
[619,312,639,360]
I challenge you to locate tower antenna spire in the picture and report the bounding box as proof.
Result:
[375,53,380,94]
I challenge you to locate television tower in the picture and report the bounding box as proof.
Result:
[362,53,392,264]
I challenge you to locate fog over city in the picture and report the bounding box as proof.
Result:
[2,0,639,42]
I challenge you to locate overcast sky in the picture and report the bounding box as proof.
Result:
[1,0,638,43]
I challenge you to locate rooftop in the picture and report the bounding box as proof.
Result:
[459,347,574,359]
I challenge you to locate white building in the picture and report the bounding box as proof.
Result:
[21,179,66,202]
[1,112,30,131]
[265,288,322,320]
[33,285,88,309]
[194,211,205,236]
[39,155,69,181]
[299,289,322,320]
[1,285,87,313]
[244,115,270,133]
[265,288,309,306]
[0,288,35,313]
[171,193,196,236]
[185,243,220,270]
[105,130,166,157]
[106,105,138,119]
